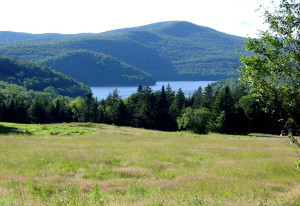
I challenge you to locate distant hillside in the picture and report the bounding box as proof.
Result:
[41,50,156,86]
[0,56,90,97]
[0,21,246,85]
[0,31,95,44]
[0,81,72,100]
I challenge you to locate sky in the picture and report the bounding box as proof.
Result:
[0,0,281,37]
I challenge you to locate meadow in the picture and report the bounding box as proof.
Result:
[0,122,299,205]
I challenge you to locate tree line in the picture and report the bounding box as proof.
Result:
[0,83,290,135]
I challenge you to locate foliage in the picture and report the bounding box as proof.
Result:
[79,93,99,122]
[88,183,106,205]
[295,160,300,169]
[210,77,246,92]
[212,86,236,134]
[68,96,84,121]
[0,81,75,101]
[169,88,186,118]
[177,107,211,134]
[0,196,11,206]
[237,95,275,134]
[0,77,292,135]
[238,0,300,137]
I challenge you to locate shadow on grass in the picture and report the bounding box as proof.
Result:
[0,124,32,135]
[249,133,282,138]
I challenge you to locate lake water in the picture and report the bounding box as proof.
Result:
[91,81,213,100]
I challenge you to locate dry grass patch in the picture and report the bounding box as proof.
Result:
[0,123,300,205]
[153,161,175,168]
[114,167,152,177]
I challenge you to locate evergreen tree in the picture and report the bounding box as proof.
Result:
[233,105,249,135]
[50,98,68,123]
[213,86,235,116]
[114,100,129,126]
[80,93,98,122]
[232,84,248,102]
[106,89,121,107]
[212,86,235,134]
[127,85,156,129]
[0,93,6,122]
[202,84,214,109]
[103,89,122,124]
[165,83,175,107]
[155,86,174,130]
[192,86,203,108]
[5,99,15,122]
[169,88,186,119]
[13,99,28,123]
[28,99,50,123]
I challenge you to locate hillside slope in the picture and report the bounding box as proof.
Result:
[0,21,246,84]
[0,56,90,97]
[41,50,155,86]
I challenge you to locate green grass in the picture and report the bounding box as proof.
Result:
[0,122,299,205]
[0,122,100,135]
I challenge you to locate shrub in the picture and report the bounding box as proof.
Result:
[177,107,211,134]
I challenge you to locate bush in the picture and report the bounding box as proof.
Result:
[177,107,211,134]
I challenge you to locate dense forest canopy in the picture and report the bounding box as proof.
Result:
[0,56,90,98]
[41,50,155,86]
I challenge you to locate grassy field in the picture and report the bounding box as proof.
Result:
[0,122,299,206]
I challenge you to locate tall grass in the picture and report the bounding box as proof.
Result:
[0,122,299,205]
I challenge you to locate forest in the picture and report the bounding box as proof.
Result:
[0,56,90,97]
[0,80,289,135]
[41,50,156,86]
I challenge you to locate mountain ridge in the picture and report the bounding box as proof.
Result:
[0,21,246,85]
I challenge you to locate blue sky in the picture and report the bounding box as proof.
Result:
[0,0,281,37]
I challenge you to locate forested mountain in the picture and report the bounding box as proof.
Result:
[0,56,90,97]
[0,21,246,85]
[41,50,155,86]
[0,31,94,44]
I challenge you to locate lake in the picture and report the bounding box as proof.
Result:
[91,81,213,100]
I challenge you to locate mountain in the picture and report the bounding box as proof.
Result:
[0,21,246,85]
[0,31,95,44]
[0,56,90,97]
[41,50,155,86]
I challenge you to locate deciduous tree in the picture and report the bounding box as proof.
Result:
[238,0,300,146]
